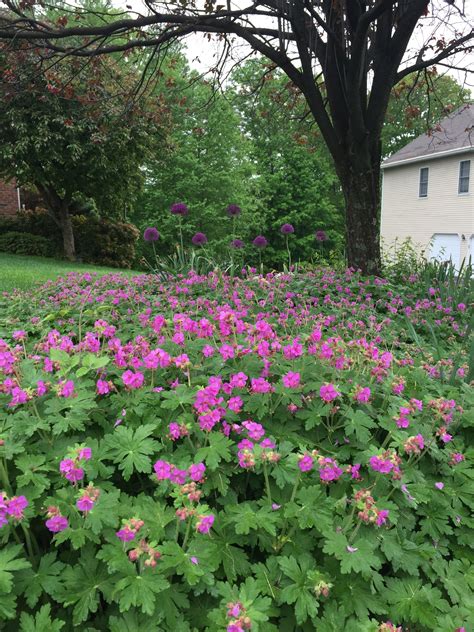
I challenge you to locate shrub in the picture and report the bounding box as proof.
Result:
[0,210,139,267]
[0,231,52,257]
[0,217,22,236]
[0,270,472,631]
[73,216,140,268]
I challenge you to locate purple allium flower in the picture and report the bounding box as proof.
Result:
[253,235,268,248]
[143,227,160,242]
[231,238,244,249]
[171,202,189,216]
[315,230,328,242]
[281,223,295,234]
[46,515,69,533]
[226,204,241,217]
[191,232,208,246]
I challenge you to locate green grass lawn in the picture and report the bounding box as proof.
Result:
[0,253,139,293]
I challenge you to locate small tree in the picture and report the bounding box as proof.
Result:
[0,48,162,259]
[230,58,344,265]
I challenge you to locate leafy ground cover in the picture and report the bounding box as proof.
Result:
[0,253,137,293]
[0,268,472,631]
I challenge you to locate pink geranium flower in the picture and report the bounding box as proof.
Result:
[282,371,301,388]
[122,370,144,389]
[320,383,340,403]
[196,514,214,534]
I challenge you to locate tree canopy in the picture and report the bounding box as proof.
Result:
[0,45,163,258]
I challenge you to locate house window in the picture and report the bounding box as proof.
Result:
[419,167,429,197]
[458,160,470,194]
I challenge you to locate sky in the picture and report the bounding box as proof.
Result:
[123,1,473,89]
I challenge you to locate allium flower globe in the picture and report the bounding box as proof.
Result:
[280,223,295,234]
[143,227,159,242]
[170,202,189,216]
[231,238,244,249]
[315,230,328,242]
[226,204,241,217]
[191,232,208,246]
[253,235,268,248]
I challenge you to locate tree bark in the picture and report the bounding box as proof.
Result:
[339,160,381,275]
[59,203,75,261]
[35,183,75,261]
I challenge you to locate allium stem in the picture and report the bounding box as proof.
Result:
[178,216,184,253]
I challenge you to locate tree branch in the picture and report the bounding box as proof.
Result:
[395,30,474,82]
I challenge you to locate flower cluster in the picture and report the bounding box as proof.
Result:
[116,517,144,542]
[378,623,402,632]
[154,460,206,484]
[128,539,162,567]
[403,434,424,455]
[369,451,402,479]
[76,484,100,512]
[0,492,28,527]
[45,506,69,533]
[0,266,470,629]
[59,446,92,483]
[226,602,252,632]
[353,489,390,527]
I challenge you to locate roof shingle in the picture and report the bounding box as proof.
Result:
[382,103,473,167]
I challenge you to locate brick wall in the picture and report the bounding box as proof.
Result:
[0,179,19,218]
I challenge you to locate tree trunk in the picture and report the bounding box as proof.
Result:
[59,203,75,261]
[35,183,75,261]
[339,161,382,276]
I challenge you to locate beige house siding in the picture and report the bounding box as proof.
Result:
[381,151,474,261]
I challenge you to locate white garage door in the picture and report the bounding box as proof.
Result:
[430,234,461,269]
